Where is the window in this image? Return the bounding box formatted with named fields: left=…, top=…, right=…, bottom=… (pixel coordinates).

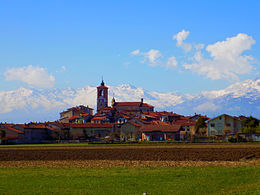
left=226, top=123, right=231, bottom=127
left=99, top=90, right=104, bottom=96
left=219, top=117, right=222, bottom=120
left=210, top=123, right=215, bottom=127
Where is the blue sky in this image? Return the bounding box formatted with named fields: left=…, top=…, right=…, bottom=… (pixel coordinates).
left=0, top=0, right=259, bottom=93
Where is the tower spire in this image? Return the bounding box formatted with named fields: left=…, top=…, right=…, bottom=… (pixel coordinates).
left=101, top=76, right=105, bottom=86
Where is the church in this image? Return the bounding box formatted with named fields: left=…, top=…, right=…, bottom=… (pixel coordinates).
left=97, top=80, right=154, bottom=114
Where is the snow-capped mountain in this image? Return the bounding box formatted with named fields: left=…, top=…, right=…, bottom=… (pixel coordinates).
left=1, top=78, right=260, bottom=123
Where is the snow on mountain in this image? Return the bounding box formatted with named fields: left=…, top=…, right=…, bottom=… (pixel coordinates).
left=1, top=78, right=260, bottom=123
left=201, top=78, right=260, bottom=99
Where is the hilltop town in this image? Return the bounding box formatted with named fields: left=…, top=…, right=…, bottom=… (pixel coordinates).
left=1, top=80, right=260, bottom=144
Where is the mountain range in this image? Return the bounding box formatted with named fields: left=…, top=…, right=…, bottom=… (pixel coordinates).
left=1, top=78, right=260, bottom=123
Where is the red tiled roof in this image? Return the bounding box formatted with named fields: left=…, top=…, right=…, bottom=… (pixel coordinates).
left=2, top=136, right=18, bottom=140
left=69, top=123, right=114, bottom=128
left=103, top=107, right=113, bottom=111
left=22, top=124, right=61, bottom=133
left=81, top=113, right=90, bottom=117
left=1, top=126, right=24, bottom=134
left=92, top=116, right=107, bottom=120
left=119, top=114, right=131, bottom=119
left=23, top=124, right=46, bottom=129
left=16, top=124, right=27, bottom=128
left=128, top=122, right=142, bottom=127
left=61, top=106, right=92, bottom=114
left=46, top=122, right=66, bottom=128
left=68, top=116, right=82, bottom=120
left=139, top=124, right=181, bottom=133
left=143, top=111, right=182, bottom=118
left=179, top=116, right=191, bottom=120
left=151, top=121, right=168, bottom=125
left=143, top=114, right=158, bottom=118
left=132, top=117, right=151, bottom=125
left=174, top=120, right=196, bottom=126
left=114, top=102, right=154, bottom=108
left=118, top=109, right=142, bottom=112
left=45, top=126, right=61, bottom=133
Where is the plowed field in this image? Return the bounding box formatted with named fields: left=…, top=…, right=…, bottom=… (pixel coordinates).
left=0, top=145, right=260, bottom=161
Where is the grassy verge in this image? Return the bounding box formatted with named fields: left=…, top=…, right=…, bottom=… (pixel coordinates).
left=0, top=166, right=259, bottom=194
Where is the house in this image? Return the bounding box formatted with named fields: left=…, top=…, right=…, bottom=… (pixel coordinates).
left=18, top=123, right=61, bottom=144
left=189, top=113, right=209, bottom=121
left=68, top=115, right=84, bottom=123
left=60, top=105, right=93, bottom=123
left=206, top=114, right=242, bottom=136
left=91, top=114, right=111, bottom=124
left=140, top=124, right=182, bottom=141
left=114, top=112, right=131, bottom=124
left=120, top=121, right=142, bottom=141
left=153, top=111, right=183, bottom=123
left=0, top=124, right=24, bottom=144
left=112, top=98, right=154, bottom=114
left=141, top=112, right=161, bottom=121
left=174, top=119, right=197, bottom=140
left=65, top=123, right=115, bottom=140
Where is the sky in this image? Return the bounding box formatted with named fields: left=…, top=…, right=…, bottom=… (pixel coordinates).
left=0, top=0, right=260, bottom=94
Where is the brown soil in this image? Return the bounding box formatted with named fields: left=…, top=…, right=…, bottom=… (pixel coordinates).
left=1, top=160, right=260, bottom=168
left=0, top=147, right=260, bottom=161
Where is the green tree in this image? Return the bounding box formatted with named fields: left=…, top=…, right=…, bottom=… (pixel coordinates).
left=242, top=116, right=260, bottom=133
left=195, top=118, right=207, bottom=134
left=0, top=130, right=6, bottom=138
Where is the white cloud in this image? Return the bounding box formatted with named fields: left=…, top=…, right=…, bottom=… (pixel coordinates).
left=183, top=33, right=256, bottom=81
left=194, top=102, right=220, bottom=112
left=143, top=49, right=162, bottom=65
left=4, top=65, right=55, bottom=88
left=131, top=49, right=140, bottom=55
left=166, top=56, right=178, bottom=68
left=173, top=29, right=189, bottom=45
left=130, top=49, right=162, bottom=67
left=173, top=30, right=192, bottom=52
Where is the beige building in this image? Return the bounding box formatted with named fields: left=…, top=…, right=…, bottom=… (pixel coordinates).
left=120, top=121, right=141, bottom=141
left=60, top=105, right=93, bottom=123
left=206, top=114, right=242, bottom=136
left=66, top=123, right=114, bottom=140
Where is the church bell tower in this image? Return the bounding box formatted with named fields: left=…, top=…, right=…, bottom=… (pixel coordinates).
left=97, top=79, right=108, bottom=112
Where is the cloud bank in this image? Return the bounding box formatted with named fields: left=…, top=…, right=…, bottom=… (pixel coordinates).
left=4, top=65, right=55, bottom=88
left=131, top=30, right=256, bottom=82
left=184, top=33, right=256, bottom=81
